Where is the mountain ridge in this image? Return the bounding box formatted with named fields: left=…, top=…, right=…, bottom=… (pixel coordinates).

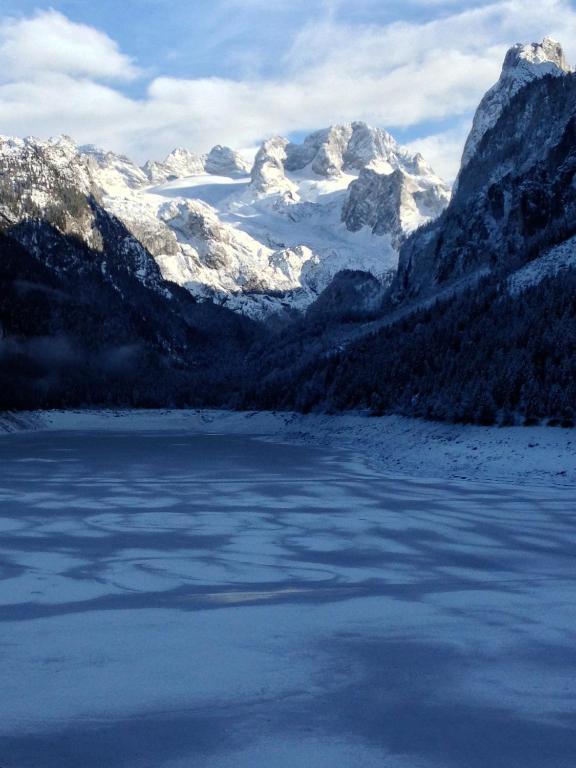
left=460, top=37, right=571, bottom=170
left=1, top=37, right=575, bottom=424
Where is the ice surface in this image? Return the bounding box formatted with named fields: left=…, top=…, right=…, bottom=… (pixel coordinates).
left=0, top=417, right=575, bottom=767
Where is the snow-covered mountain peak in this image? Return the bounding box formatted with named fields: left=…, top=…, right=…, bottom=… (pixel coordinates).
left=284, top=125, right=354, bottom=177
left=168, top=146, right=198, bottom=161
left=205, top=145, right=251, bottom=177
left=250, top=122, right=447, bottom=194
left=0, top=124, right=449, bottom=320
left=281, top=122, right=409, bottom=179
left=461, top=37, right=572, bottom=169
left=142, top=144, right=249, bottom=185
left=251, top=136, right=296, bottom=196
left=81, top=144, right=150, bottom=192
left=88, top=121, right=450, bottom=318
left=503, top=37, right=569, bottom=76
left=150, top=147, right=206, bottom=181
left=43, top=134, right=79, bottom=155
left=342, top=121, right=400, bottom=172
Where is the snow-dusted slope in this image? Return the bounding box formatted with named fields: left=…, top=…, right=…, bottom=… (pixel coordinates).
left=509, top=235, right=576, bottom=294
left=395, top=39, right=576, bottom=304
left=0, top=135, right=189, bottom=306
left=142, top=145, right=250, bottom=185
left=0, top=134, right=108, bottom=254
left=461, top=37, right=571, bottom=169
left=0, top=124, right=448, bottom=320
left=84, top=122, right=448, bottom=319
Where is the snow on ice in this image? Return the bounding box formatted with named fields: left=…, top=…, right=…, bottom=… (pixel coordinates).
left=0, top=411, right=575, bottom=767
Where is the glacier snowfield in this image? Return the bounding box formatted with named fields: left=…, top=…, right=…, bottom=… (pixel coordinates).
left=0, top=427, right=575, bottom=768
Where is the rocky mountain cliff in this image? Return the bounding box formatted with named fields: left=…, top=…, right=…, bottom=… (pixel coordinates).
left=85, top=123, right=448, bottom=319
left=3, top=37, right=575, bottom=423
left=239, top=39, right=576, bottom=425
left=0, top=135, right=259, bottom=410
left=461, top=37, right=571, bottom=170
left=143, top=145, right=250, bottom=184
left=0, top=120, right=449, bottom=321
left=394, top=39, right=576, bottom=303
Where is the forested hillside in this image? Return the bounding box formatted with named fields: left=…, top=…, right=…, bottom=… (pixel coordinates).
left=241, top=272, right=576, bottom=425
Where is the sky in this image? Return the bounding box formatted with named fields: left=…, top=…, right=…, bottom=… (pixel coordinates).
left=0, top=0, right=575, bottom=180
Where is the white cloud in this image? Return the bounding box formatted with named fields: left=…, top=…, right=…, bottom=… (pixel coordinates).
left=405, top=121, right=473, bottom=182
left=0, top=0, right=575, bottom=179
left=0, top=74, right=139, bottom=144
left=0, top=10, right=138, bottom=82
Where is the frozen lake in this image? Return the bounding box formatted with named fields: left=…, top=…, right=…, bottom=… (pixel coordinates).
left=0, top=427, right=575, bottom=768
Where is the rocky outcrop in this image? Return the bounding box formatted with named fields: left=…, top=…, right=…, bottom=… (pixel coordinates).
left=143, top=145, right=249, bottom=184
left=342, top=167, right=449, bottom=248
left=395, top=53, right=576, bottom=302
left=280, top=122, right=438, bottom=179
left=205, top=145, right=250, bottom=177
left=461, top=37, right=571, bottom=169
left=0, top=134, right=103, bottom=251
left=284, top=126, right=353, bottom=177
left=82, top=145, right=149, bottom=190
left=250, top=136, right=296, bottom=196
left=143, top=148, right=205, bottom=184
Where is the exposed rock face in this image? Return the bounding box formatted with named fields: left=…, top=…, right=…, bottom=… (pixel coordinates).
left=0, top=135, right=103, bottom=251
left=143, top=148, right=206, bottom=184
left=461, top=37, right=571, bottom=169
left=282, top=122, right=428, bottom=178
left=342, top=167, right=449, bottom=248
left=250, top=136, right=296, bottom=196
left=395, top=54, right=576, bottom=302
left=342, top=169, right=407, bottom=245
left=142, top=145, right=249, bottom=185
left=0, top=122, right=449, bottom=321
left=342, top=123, right=398, bottom=172
left=205, top=145, right=250, bottom=177
left=82, top=145, right=149, bottom=190
left=142, top=159, right=172, bottom=185
left=284, top=126, right=353, bottom=177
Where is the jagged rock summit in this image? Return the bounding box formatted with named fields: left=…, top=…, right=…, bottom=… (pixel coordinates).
left=89, top=122, right=449, bottom=318
left=251, top=122, right=441, bottom=194
left=461, top=37, right=572, bottom=169
left=143, top=148, right=205, bottom=184
left=0, top=121, right=449, bottom=320
left=142, top=145, right=250, bottom=185
left=251, top=136, right=294, bottom=195
left=395, top=37, right=576, bottom=303
left=205, top=145, right=251, bottom=177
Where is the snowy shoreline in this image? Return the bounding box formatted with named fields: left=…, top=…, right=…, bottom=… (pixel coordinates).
left=1, top=408, right=574, bottom=489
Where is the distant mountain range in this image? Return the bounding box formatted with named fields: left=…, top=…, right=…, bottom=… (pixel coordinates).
left=1, top=37, right=575, bottom=424
left=0, top=120, right=449, bottom=319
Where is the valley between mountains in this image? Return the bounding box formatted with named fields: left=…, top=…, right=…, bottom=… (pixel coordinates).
left=0, top=37, right=575, bottom=425
left=1, top=25, right=576, bottom=768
